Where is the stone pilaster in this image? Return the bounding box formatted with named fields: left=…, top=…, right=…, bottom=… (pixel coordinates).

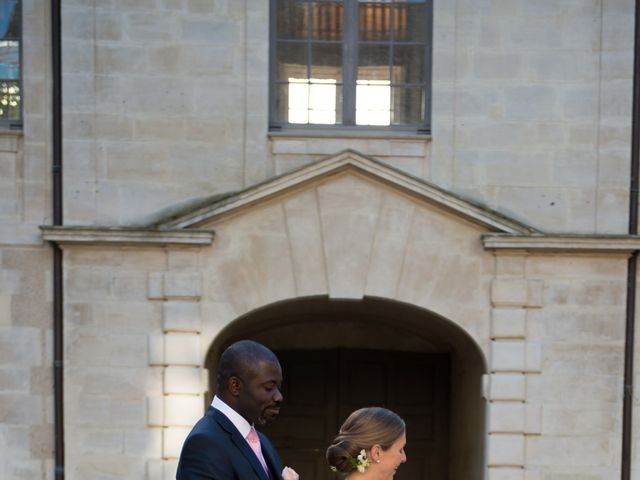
left=488, top=252, right=543, bottom=479
left=146, top=253, right=205, bottom=479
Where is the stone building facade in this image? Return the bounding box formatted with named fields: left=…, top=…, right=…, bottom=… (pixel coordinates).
left=1, top=1, right=639, bottom=479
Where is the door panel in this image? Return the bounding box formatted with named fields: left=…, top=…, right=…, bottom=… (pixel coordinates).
left=266, top=349, right=449, bottom=480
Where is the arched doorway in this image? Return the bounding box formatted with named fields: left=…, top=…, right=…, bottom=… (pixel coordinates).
left=205, top=296, right=487, bottom=480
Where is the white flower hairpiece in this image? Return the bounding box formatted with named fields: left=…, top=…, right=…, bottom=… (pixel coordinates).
left=350, top=449, right=372, bottom=473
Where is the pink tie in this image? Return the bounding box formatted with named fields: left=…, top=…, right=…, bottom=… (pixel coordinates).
left=247, top=427, right=269, bottom=477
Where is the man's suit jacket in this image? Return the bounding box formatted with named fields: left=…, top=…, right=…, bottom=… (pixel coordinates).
left=176, top=406, right=283, bottom=480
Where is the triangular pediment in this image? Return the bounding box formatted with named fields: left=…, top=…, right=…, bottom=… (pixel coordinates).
left=155, top=150, right=537, bottom=234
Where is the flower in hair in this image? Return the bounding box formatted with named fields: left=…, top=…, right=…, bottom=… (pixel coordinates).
left=350, top=449, right=372, bottom=473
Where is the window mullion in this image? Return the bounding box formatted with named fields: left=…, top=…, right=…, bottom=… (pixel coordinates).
left=342, top=0, right=358, bottom=125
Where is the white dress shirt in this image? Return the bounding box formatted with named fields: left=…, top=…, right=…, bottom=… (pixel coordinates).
left=211, top=395, right=252, bottom=439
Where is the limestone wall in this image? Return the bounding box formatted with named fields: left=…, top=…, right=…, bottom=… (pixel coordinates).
left=61, top=1, right=634, bottom=233
left=0, top=1, right=53, bottom=479
left=55, top=172, right=632, bottom=479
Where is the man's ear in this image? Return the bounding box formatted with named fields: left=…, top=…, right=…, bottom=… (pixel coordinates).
left=228, top=376, right=242, bottom=397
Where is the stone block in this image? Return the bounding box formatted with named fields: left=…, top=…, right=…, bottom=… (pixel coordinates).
left=112, top=272, right=150, bottom=301
left=318, top=176, right=383, bottom=300
left=164, top=395, right=203, bottom=426
left=163, top=301, right=201, bottom=333
left=488, top=433, right=525, bottom=466
left=488, top=467, right=524, bottom=480
left=66, top=332, right=148, bottom=367
left=282, top=191, right=329, bottom=297
left=164, top=366, right=203, bottom=395
left=0, top=394, right=43, bottom=425
left=0, top=152, right=16, bottom=181
left=491, top=341, right=525, bottom=372
left=148, top=272, right=164, bottom=299
left=492, top=308, right=527, bottom=339
left=0, top=295, right=11, bottom=325
left=0, top=327, right=42, bottom=365
left=164, top=333, right=201, bottom=366
left=526, top=280, right=544, bottom=308
left=490, top=402, right=525, bottom=433
left=163, top=426, right=191, bottom=459
left=70, top=427, right=123, bottom=455
left=147, top=459, right=179, bottom=480
left=525, top=404, right=542, bottom=435
left=489, top=373, right=526, bottom=401
left=0, top=367, right=30, bottom=392
left=0, top=133, right=19, bottom=152
left=147, top=459, right=163, bottom=480
left=164, top=272, right=202, bottom=299
left=125, top=428, right=162, bottom=456
left=147, top=396, right=164, bottom=427
left=525, top=435, right=613, bottom=467
left=492, top=279, right=528, bottom=307
left=503, top=86, right=555, bottom=121
left=148, top=335, right=164, bottom=366
left=525, top=342, right=542, bottom=373
left=167, top=251, right=199, bottom=271
left=495, top=254, right=526, bottom=276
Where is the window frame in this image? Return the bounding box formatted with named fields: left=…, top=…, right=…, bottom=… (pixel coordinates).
left=268, top=0, right=433, bottom=135
left=0, top=0, right=22, bottom=130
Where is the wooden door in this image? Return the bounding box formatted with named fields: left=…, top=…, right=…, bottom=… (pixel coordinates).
left=264, top=349, right=450, bottom=480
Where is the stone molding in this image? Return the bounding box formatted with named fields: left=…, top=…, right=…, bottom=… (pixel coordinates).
left=155, top=150, right=537, bottom=234
left=483, top=233, right=640, bottom=253
left=40, top=226, right=215, bottom=246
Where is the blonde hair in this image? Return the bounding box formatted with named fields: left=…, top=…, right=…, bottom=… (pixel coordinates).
left=326, top=407, right=405, bottom=475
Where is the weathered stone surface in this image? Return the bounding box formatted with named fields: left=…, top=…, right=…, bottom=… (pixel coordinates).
left=488, top=433, right=525, bottom=466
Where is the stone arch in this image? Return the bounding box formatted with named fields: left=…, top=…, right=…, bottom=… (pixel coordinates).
left=204, top=295, right=488, bottom=480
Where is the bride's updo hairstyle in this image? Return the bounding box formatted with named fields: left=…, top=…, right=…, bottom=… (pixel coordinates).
left=326, top=407, right=405, bottom=475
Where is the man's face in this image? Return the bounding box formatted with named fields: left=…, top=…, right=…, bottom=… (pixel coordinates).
left=236, top=359, right=283, bottom=426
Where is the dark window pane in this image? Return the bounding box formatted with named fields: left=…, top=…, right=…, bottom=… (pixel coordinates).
left=391, top=86, right=424, bottom=124
left=277, top=42, right=308, bottom=82
left=393, top=44, right=424, bottom=84
left=311, top=1, right=343, bottom=41
left=358, top=44, right=389, bottom=81
left=310, top=43, right=342, bottom=81
left=277, top=0, right=309, bottom=40
left=394, top=1, right=426, bottom=42
left=359, top=2, right=392, bottom=41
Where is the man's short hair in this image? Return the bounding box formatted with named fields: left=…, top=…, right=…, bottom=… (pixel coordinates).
left=216, top=340, right=278, bottom=390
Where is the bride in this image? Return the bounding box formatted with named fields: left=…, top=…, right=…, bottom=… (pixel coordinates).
left=326, top=407, right=407, bottom=480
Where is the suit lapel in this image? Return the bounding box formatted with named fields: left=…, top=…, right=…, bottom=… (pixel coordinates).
left=211, top=408, right=270, bottom=480
left=260, top=432, right=282, bottom=480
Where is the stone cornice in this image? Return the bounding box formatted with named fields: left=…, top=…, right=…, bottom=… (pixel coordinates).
left=40, top=226, right=215, bottom=247
left=483, top=233, right=640, bottom=253
left=155, top=150, right=538, bottom=234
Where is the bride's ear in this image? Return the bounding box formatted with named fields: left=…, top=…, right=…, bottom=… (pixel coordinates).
left=371, top=444, right=383, bottom=462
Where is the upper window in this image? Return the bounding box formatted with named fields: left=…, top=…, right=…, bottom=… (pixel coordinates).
left=0, top=0, right=21, bottom=127
left=270, top=0, right=432, bottom=134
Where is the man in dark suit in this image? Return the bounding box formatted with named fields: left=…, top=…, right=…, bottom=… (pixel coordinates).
left=176, top=340, right=296, bottom=480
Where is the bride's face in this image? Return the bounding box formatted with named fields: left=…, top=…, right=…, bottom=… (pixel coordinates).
left=377, top=433, right=407, bottom=479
